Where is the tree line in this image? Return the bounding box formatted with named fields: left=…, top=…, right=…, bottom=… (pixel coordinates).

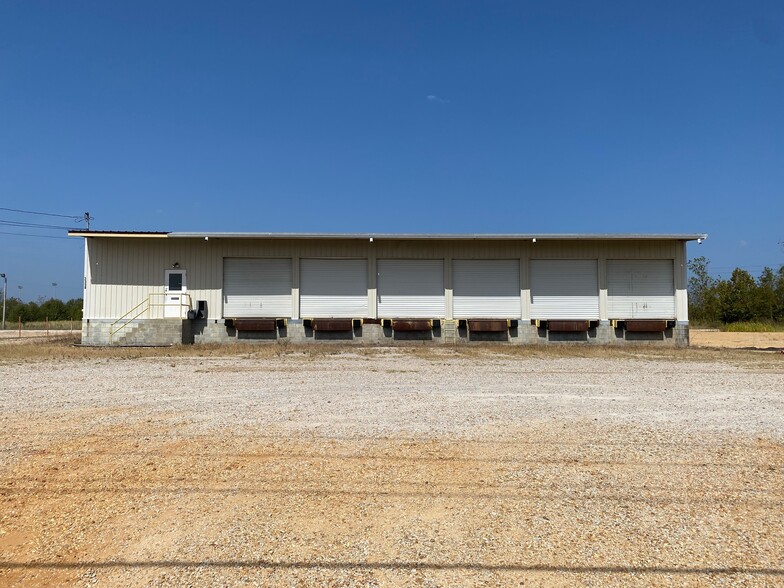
left=688, top=257, right=784, bottom=325
left=1, top=297, right=83, bottom=323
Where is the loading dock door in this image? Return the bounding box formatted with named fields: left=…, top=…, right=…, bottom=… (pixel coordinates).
left=223, top=258, right=292, bottom=318
left=530, top=259, right=599, bottom=319
left=300, top=259, right=368, bottom=318
left=607, top=259, right=675, bottom=319
left=453, top=259, right=521, bottom=319
left=377, top=259, right=445, bottom=318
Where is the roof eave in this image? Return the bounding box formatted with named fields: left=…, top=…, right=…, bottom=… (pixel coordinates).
left=67, top=231, right=169, bottom=238
left=167, top=232, right=709, bottom=241
left=67, top=231, right=709, bottom=242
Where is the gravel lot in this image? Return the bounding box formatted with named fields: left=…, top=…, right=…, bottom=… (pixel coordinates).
left=0, top=343, right=782, bottom=586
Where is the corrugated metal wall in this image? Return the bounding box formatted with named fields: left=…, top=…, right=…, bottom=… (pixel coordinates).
left=82, top=237, right=685, bottom=321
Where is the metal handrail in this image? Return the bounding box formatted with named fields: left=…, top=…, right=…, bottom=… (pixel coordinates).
left=109, top=299, right=150, bottom=341
left=109, top=292, right=192, bottom=342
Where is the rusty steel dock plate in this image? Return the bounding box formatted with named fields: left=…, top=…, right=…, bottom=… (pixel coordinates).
left=233, top=319, right=277, bottom=332
left=311, top=319, right=354, bottom=332
left=547, top=320, right=590, bottom=332
left=467, top=319, right=509, bottom=332
left=625, top=320, right=668, bottom=332
left=391, top=320, right=432, bottom=332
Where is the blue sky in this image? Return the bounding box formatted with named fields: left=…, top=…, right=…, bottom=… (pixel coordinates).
left=1, top=0, right=782, bottom=301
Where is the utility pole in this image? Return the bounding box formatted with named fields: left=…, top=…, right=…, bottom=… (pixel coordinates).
left=84, top=211, right=93, bottom=230
left=0, top=273, right=6, bottom=330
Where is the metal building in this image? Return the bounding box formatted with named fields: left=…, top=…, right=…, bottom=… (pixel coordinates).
left=67, top=231, right=706, bottom=346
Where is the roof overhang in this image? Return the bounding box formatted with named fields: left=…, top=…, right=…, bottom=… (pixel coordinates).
left=68, top=231, right=169, bottom=238
left=68, top=231, right=708, bottom=241
left=170, top=232, right=709, bottom=241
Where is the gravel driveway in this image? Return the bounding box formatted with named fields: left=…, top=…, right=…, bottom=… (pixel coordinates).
left=1, top=345, right=782, bottom=586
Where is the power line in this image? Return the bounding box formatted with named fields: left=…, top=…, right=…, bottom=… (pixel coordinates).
left=0, top=206, right=83, bottom=220
left=0, top=231, right=75, bottom=240
left=0, top=219, right=78, bottom=230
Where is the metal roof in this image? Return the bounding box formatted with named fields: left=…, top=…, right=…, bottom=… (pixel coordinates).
left=171, top=232, right=708, bottom=241
left=68, top=230, right=168, bottom=237
left=68, top=230, right=708, bottom=241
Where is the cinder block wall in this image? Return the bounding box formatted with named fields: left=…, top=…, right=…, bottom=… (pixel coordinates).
left=81, top=319, right=687, bottom=347
left=81, top=319, right=185, bottom=346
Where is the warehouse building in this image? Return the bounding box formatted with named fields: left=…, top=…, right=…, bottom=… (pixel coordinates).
left=67, top=231, right=706, bottom=346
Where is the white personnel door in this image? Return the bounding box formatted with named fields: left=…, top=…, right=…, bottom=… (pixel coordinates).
left=164, top=269, right=187, bottom=318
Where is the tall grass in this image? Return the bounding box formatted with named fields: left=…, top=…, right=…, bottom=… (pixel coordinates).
left=724, top=321, right=784, bottom=333
left=0, top=320, right=80, bottom=331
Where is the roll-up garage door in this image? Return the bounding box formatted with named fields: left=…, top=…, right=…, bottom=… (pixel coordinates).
left=608, top=259, right=675, bottom=319
left=453, top=259, right=521, bottom=318
left=300, top=259, right=368, bottom=318
left=223, top=258, right=292, bottom=318
left=377, top=259, right=445, bottom=318
left=530, top=259, right=599, bottom=319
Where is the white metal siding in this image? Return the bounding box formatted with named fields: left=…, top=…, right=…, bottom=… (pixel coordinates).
left=300, top=259, right=368, bottom=318
left=377, top=259, right=445, bottom=318
left=223, top=258, right=292, bottom=318
left=81, top=237, right=680, bottom=321
left=530, top=260, right=599, bottom=319
left=607, top=259, right=675, bottom=319
left=453, top=259, right=521, bottom=318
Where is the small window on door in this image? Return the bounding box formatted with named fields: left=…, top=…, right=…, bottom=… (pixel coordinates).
left=168, top=272, right=183, bottom=291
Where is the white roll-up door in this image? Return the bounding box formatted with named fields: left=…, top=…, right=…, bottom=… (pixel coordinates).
left=300, top=259, right=368, bottom=318
left=453, top=259, right=521, bottom=318
left=223, top=258, right=292, bottom=318
left=530, top=259, right=599, bottom=319
left=608, top=259, right=675, bottom=319
left=377, top=259, right=445, bottom=318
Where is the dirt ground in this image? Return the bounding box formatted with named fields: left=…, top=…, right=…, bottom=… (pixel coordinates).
left=1, top=419, right=782, bottom=587
left=0, top=342, right=782, bottom=587
left=0, top=330, right=75, bottom=344
left=690, top=330, right=784, bottom=350
left=2, top=328, right=784, bottom=350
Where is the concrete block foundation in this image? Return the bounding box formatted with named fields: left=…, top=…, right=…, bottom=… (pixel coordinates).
left=80, top=319, right=690, bottom=347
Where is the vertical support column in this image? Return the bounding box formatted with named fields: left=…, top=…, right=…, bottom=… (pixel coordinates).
left=675, top=241, right=688, bottom=322
left=596, top=250, right=614, bottom=344
left=368, top=241, right=377, bottom=318
left=444, top=251, right=453, bottom=320
left=520, top=245, right=530, bottom=320
left=82, top=238, right=91, bottom=320
left=518, top=243, right=540, bottom=344
left=291, top=254, right=300, bottom=320
left=212, top=242, right=222, bottom=321
left=598, top=253, right=608, bottom=321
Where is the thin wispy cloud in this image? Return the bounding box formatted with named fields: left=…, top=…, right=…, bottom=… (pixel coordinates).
left=427, top=95, right=449, bottom=104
